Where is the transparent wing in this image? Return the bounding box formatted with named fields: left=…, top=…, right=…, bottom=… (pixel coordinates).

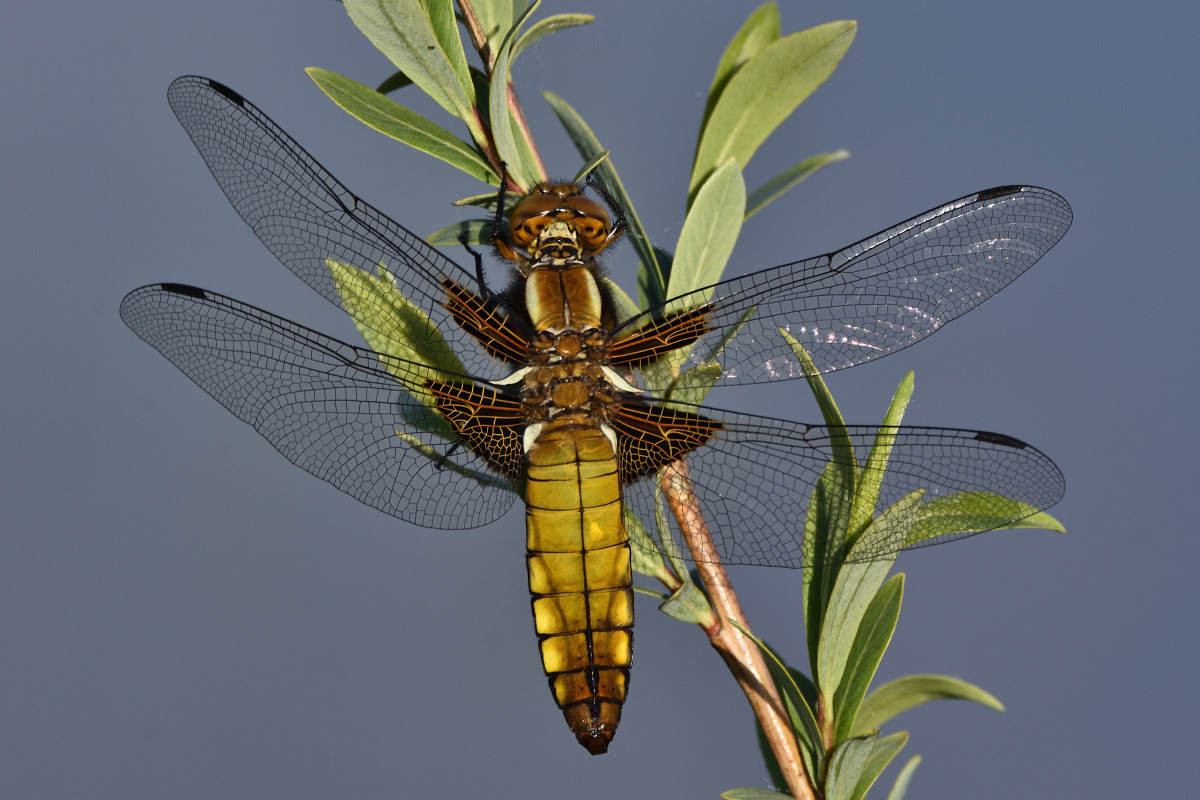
left=621, top=402, right=1065, bottom=568
left=166, top=75, right=523, bottom=382
left=616, top=186, right=1072, bottom=391
left=120, top=283, right=518, bottom=530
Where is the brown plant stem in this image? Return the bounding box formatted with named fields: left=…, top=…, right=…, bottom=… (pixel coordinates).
left=662, top=461, right=817, bottom=800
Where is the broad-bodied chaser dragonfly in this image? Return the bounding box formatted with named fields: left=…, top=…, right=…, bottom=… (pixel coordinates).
left=121, top=76, right=1070, bottom=754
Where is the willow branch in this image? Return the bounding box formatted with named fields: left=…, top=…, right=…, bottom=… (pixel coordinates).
left=661, top=461, right=817, bottom=800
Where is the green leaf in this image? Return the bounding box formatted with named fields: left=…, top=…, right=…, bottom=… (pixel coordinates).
left=667, top=363, right=723, bottom=407
left=488, top=1, right=543, bottom=188
left=745, top=149, right=850, bottom=219
left=376, top=70, right=414, bottom=94
left=343, top=0, right=476, bottom=119
left=853, top=675, right=1004, bottom=737
left=657, top=580, right=715, bottom=626
left=426, top=218, right=491, bottom=247
left=817, top=492, right=918, bottom=713
left=542, top=91, right=665, bottom=306
left=570, top=150, right=609, bottom=186
left=803, top=461, right=854, bottom=671
left=825, top=733, right=877, bottom=800
left=666, top=159, right=746, bottom=305
left=887, top=756, right=921, bottom=800
left=722, top=788, right=795, bottom=800
left=833, top=573, right=903, bottom=742
left=513, top=13, right=594, bottom=61
left=787, top=332, right=856, bottom=654
left=848, top=371, right=914, bottom=543
left=703, top=3, right=780, bottom=135
left=326, top=259, right=464, bottom=383
left=783, top=330, right=856, bottom=492
left=306, top=69, right=497, bottom=183
left=690, top=20, right=856, bottom=199
left=624, top=506, right=672, bottom=584
left=906, top=492, right=1067, bottom=547
left=847, top=732, right=908, bottom=800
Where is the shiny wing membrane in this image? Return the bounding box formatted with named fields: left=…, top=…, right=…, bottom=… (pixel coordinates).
left=166, top=75, right=524, bottom=383
left=120, top=283, right=519, bottom=530
left=614, top=186, right=1072, bottom=391
left=618, top=401, right=1065, bottom=568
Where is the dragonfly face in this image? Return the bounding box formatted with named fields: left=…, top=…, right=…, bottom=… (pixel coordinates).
left=121, top=76, right=1071, bottom=754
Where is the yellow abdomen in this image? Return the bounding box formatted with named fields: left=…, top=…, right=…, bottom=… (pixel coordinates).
left=525, top=417, right=633, bottom=755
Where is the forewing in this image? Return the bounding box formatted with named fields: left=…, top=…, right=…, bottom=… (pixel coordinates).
left=614, top=187, right=1071, bottom=391
left=620, top=403, right=1065, bottom=568
left=120, top=284, right=518, bottom=530
left=166, top=75, right=521, bottom=382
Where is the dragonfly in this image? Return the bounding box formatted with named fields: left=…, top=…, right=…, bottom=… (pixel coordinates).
left=121, top=76, right=1071, bottom=755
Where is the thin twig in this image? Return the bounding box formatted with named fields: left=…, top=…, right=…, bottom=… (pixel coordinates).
left=661, top=461, right=818, bottom=800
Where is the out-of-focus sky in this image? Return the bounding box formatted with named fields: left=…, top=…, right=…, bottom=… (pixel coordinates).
left=3, top=2, right=1196, bottom=798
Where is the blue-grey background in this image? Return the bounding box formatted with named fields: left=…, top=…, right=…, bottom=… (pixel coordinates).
left=3, top=2, right=1196, bottom=797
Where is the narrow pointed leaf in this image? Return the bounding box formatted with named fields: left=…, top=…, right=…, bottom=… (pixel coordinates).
left=542, top=91, right=665, bottom=306
left=691, top=20, right=856, bottom=197
left=745, top=149, right=850, bottom=219
left=513, top=13, right=594, bottom=60
left=854, top=675, right=1004, bottom=737
left=833, top=573, right=903, bottom=742
left=887, top=757, right=922, bottom=800
left=848, top=371, right=913, bottom=541
left=307, top=69, right=496, bottom=182
left=906, top=492, right=1067, bottom=546
left=788, top=332, right=856, bottom=653
left=703, top=3, right=780, bottom=133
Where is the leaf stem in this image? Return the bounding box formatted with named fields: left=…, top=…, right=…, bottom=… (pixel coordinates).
left=661, top=460, right=817, bottom=800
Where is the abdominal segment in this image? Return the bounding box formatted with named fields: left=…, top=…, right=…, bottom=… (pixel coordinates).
left=525, top=419, right=633, bottom=755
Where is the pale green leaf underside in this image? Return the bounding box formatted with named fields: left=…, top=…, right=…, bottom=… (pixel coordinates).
left=343, top=0, right=474, bottom=118
left=668, top=159, right=746, bottom=303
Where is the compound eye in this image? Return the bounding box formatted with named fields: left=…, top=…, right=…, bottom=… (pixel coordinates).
left=563, top=196, right=611, bottom=248
left=508, top=193, right=562, bottom=247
